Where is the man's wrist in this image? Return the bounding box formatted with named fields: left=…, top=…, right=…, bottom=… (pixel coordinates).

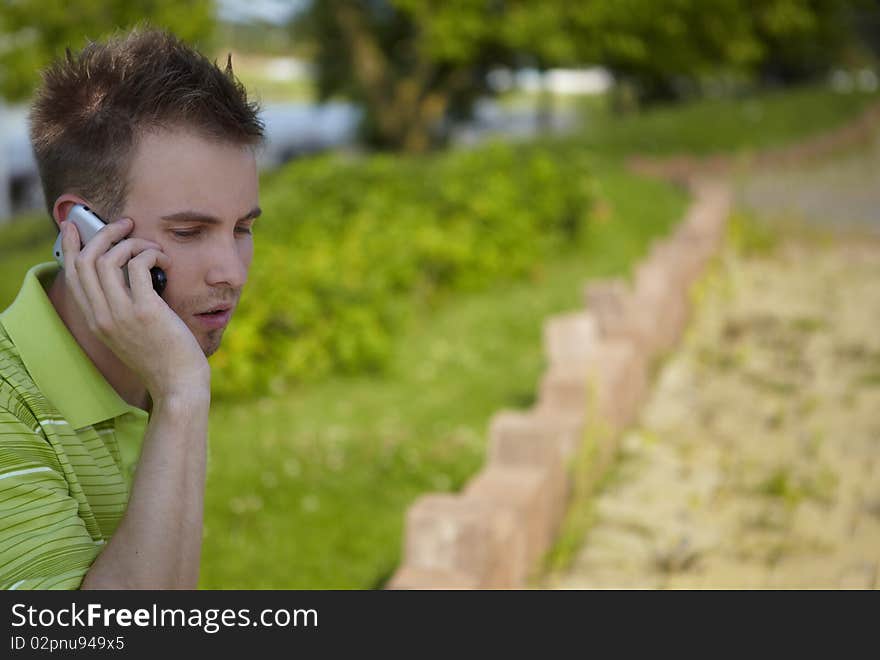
left=148, top=366, right=211, bottom=406
left=150, top=384, right=211, bottom=415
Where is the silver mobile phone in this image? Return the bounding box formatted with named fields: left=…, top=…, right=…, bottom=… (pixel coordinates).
left=53, top=204, right=167, bottom=296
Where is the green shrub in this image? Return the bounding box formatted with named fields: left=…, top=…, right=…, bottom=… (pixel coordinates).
left=211, top=140, right=594, bottom=398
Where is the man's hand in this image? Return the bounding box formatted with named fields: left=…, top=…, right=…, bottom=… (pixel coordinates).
left=61, top=217, right=209, bottom=401
left=62, top=217, right=212, bottom=590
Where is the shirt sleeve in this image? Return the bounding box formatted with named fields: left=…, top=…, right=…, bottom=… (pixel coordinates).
left=0, top=407, right=100, bottom=590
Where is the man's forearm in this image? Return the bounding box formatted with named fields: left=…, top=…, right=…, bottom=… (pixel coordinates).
left=81, top=391, right=210, bottom=590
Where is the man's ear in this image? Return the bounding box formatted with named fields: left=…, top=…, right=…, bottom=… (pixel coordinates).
left=52, top=194, right=92, bottom=231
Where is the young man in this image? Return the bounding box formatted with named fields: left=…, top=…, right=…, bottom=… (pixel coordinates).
left=0, top=28, right=264, bottom=589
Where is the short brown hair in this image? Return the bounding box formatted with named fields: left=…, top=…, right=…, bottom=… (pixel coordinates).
left=29, top=26, right=264, bottom=225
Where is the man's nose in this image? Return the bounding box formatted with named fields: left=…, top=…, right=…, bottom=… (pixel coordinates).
left=205, top=237, right=248, bottom=289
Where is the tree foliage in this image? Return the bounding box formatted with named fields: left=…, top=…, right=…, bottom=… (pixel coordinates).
left=0, top=0, right=216, bottom=101
left=294, top=0, right=866, bottom=150
left=564, top=0, right=864, bottom=99
left=750, top=0, right=865, bottom=84
left=294, top=0, right=514, bottom=151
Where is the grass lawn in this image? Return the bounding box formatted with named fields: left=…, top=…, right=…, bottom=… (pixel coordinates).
left=575, top=84, right=880, bottom=158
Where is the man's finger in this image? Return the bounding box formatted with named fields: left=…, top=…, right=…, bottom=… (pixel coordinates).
left=77, top=218, right=133, bottom=262
left=97, top=238, right=164, bottom=312
left=60, top=221, right=81, bottom=266
left=60, top=222, right=101, bottom=330
left=73, top=221, right=133, bottom=337
left=100, top=237, right=163, bottom=270
left=127, top=249, right=173, bottom=304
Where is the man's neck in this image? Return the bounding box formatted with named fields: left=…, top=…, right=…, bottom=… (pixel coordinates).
left=47, top=272, right=151, bottom=412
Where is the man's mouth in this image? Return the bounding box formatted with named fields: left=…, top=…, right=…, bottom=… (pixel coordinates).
left=197, top=304, right=233, bottom=316
left=195, top=305, right=234, bottom=329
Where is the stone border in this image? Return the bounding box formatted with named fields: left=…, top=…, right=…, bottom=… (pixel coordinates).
left=386, top=177, right=731, bottom=589
left=386, top=101, right=880, bottom=590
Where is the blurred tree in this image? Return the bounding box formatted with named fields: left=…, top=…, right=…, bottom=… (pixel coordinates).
left=293, top=0, right=867, bottom=151
left=852, top=0, right=880, bottom=60
left=0, top=0, right=216, bottom=102
left=293, top=0, right=522, bottom=152
left=560, top=0, right=761, bottom=106
left=751, top=0, right=867, bottom=85
left=561, top=0, right=864, bottom=105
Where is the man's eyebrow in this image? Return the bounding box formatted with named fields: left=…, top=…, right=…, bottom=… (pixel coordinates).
left=160, top=207, right=262, bottom=224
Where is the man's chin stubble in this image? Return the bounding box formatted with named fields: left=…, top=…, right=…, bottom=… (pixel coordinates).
left=203, top=333, right=223, bottom=358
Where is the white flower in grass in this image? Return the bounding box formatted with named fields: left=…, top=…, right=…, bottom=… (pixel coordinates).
left=229, top=494, right=264, bottom=515
left=301, top=494, right=320, bottom=513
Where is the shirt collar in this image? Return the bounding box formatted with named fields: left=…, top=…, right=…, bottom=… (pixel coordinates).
left=0, top=262, right=145, bottom=429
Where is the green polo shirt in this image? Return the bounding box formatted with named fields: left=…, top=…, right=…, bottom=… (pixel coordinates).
left=0, top=262, right=148, bottom=590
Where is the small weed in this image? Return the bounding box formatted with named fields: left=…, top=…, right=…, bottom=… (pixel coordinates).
left=727, top=210, right=780, bottom=257
left=758, top=468, right=798, bottom=501
left=756, top=464, right=838, bottom=509
left=789, top=317, right=827, bottom=334
left=743, top=371, right=798, bottom=396
left=857, top=371, right=880, bottom=387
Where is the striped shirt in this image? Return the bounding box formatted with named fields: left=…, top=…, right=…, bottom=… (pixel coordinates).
left=0, top=263, right=148, bottom=589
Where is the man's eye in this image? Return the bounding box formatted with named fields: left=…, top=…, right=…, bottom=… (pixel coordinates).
left=170, top=226, right=252, bottom=239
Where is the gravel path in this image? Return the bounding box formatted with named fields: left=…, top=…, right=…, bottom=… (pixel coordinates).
left=543, top=144, right=880, bottom=590
left=737, top=131, right=880, bottom=234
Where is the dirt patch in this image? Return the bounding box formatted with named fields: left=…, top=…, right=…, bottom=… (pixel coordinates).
left=543, top=226, right=880, bottom=589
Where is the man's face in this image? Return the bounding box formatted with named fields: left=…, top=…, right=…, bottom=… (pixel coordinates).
left=121, top=127, right=260, bottom=357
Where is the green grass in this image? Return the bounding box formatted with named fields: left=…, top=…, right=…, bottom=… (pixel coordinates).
left=198, top=165, right=686, bottom=588
left=575, top=85, right=880, bottom=158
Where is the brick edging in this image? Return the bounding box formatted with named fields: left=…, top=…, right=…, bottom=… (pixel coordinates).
left=385, top=176, right=732, bottom=589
